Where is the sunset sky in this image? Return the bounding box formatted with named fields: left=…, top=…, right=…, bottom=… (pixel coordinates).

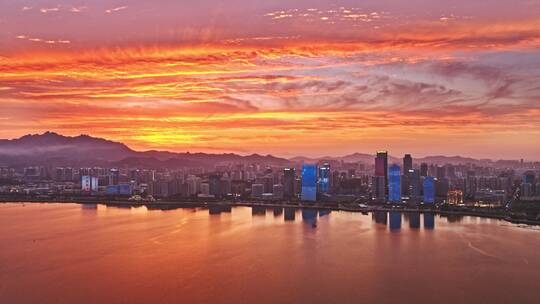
left=1, top=0, right=539, bottom=159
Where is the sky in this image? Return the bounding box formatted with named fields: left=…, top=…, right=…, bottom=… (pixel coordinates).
left=0, top=0, right=539, bottom=160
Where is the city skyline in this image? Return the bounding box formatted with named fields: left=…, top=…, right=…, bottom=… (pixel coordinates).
left=1, top=1, right=540, bottom=159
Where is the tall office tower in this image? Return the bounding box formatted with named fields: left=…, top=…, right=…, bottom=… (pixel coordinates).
left=272, top=184, right=284, bottom=199
left=521, top=183, right=533, bottom=198
left=523, top=171, right=536, bottom=194
left=388, top=164, right=402, bottom=203
left=251, top=184, right=264, bottom=198
left=186, top=175, right=201, bottom=196
left=436, top=166, right=446, bottom=180
left=403, top=154, right=413, bottom=173
left=423, top=176, right=435, bottom=204
left=209, top=174, right=221, bottom=198
left=109, top=169, right=120, bottom=185
left=319, top=163, right=330, bottom=194
left=420, top=163, right=428, bottom=177
left=375, top=151, right=388, bottom=194
left=408, top=169, right=421, bottom=199
left=283, top=168, right=296, bottom=199
left=220, top=174, right=232, bottom=197
left=371, top=176, right=386, bottom=201
left=301, top=164, right=318, bottom=201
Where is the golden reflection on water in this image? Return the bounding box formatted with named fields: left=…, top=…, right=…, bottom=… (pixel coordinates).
left=1, top=203, right=539, bottom=304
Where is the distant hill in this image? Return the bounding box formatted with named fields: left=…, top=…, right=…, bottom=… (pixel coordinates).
left=0, top=132, right=290, bottom=168
left=0, top=132, right=522, bottom=169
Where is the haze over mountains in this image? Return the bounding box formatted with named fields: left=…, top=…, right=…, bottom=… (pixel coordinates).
left=0, top=132, right=525, bottom=168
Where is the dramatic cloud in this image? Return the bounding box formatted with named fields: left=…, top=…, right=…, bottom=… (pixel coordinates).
left=105, top=6, right=128, bottom=14
left=0, top=0, right=539, bottom=159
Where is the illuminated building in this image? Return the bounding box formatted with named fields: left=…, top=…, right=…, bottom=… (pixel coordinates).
left=407, top=169, right=421, bottom=199
left=423, top=176, right=435, bottom=204
left=319, top=163, right=330, bottom=194
left=447, top=190, right=464, bottom=205
left=372, top=176, right=385, bottom=201
left=301, top=164, right=318, bottom=201
left=81, top=176, right=98, bottom=192
left=388, top=164, right=401, bottom=203
left=283, top=168, right=296, bottom=199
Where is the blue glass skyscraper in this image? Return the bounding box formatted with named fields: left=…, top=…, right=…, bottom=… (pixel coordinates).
left=319, top=163, right=330, bottom=194
left=388, top=164, right=401, bottom=203
left=423, top=176, right=435, bottom=204
left=301, top=164, right=318, bottom=201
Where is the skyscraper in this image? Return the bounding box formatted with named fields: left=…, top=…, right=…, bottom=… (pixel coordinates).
left=109, top=168, right=120, bottom=185
left=283, top=168, right=296, bottom=199
left=375, top=151, right=388, bottom=178
left=388, top=164, right=401, bottom=203
left=408, top=169, right=421, bottom=200
left=375, top=151, right=388, bottom=195
left=372, top=176, right=386, bottom=201
left=403, top=154, right=413, bottom=173
left=423, top=176, right=435, bottom=204
left=420, top=163, right=428, bottom=177
left=319, top=163, right=330, bottom=194
left=301, top=164, right=318, bottom=201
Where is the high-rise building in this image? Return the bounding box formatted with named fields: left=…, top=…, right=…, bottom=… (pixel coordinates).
left=423, top=176, right=435, bottom=204
left=209, top=175, right=221, bottom=198
left=375, top=151, right=388, bottom=179
left=283, top=168, right=296, bottom=199
left=251, top=184, right=264, bottom=198
left=407, top=169, right=421, bottom=199
left=186, top=175, right=201, bottom=196
left=436, top=166, right=446, bottom=180
left=375, top=151, right=388, bottom=197
left=388, top=164, right=401, bottom=203
left=200, top=183, right=210, bottom=196
left=420, top=163, right=428, bottom=177
left=319, top=163, right=330, bottom=194
left=403, top=154, right=413, bottom=173
left=301, top=164, right=318, bottom=201
left=109, top=169, right=120, bottom=185
left=81, top=176, right=99, bottom=192
left=523, top=171, right=536, bottom=194
left=521, top=183, right=533, bottom=198
left=372, top=176, right=386, bottom=201
left=273, top=184, right=284, bottom=199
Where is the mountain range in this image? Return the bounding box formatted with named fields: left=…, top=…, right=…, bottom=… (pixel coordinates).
left=0, top=132, right=522, bottom=169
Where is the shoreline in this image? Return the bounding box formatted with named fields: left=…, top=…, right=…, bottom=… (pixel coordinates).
left=2, top=198, right=538, bottom=226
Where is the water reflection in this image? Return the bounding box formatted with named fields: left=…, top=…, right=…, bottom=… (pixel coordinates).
left=81, top=203, right=97, bottom=210
left=319, top=210, right=331, bottom=217
left=209, top=205, right=222, bottom=215
left=424, top=213, right=435, bottom=230
left=441, top=214, right=464, bottom=223
left=302, top=209, right=318, bottom=228
left=389, top=212, right=402, bottom=231
left=373, top=211, right=388, bottom=225
left=251, top=206, right=266, bottom=216
left=409, top=213, right=421, bottom=229
left=284, top=207, right=296, bottom=221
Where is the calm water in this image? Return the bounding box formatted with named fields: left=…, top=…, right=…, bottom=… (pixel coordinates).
left=1, top=203, right=539, bottom=304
